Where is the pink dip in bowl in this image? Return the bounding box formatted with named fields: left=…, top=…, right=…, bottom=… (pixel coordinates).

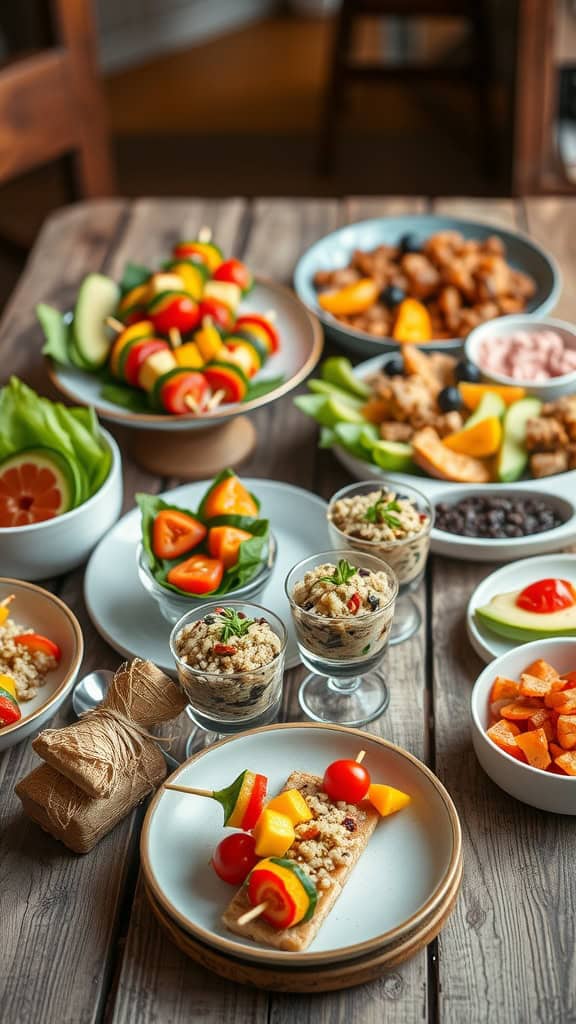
left=477, top=329, right=576, bottom=382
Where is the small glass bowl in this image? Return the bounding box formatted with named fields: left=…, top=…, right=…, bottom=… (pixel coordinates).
left=327, top=480, right=433, bottom=645
left=170, top=600, right=288, bottom=736
left=136, top=534, right=277, bottom=625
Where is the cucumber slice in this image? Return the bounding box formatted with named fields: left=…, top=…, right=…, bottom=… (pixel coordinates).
left=465, top=392, right=506, bottom=429
left=72, top=273, right=120, bottom=369
left=497, top=397, right=542, bottom=483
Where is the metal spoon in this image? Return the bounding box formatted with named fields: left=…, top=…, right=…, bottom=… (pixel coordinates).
left=71, top=668, right=180, bottom=771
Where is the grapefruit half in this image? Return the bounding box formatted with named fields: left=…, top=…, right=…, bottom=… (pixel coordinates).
left=0, top=448, right=78, bottom=527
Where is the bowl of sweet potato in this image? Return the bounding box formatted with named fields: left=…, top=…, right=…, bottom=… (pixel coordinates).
left=470, top=638, right=576, bottom=814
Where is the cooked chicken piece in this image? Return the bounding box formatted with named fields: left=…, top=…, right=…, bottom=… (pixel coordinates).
left=437, top=285, right=462, bottom=320
left=525, top=416, right=568, bottom=452
left=388, top=376, right=437, bottom=424
left=443, top=263, right=476, bottom=302
left=475, top=301, right=501, bottom=321
left=497, top=296, right=525, bottom=315
left=379, top=421, right=414, bottom=442
left=510, top=269, right=536, bottom=298
left=481, top=235, right=505, bottom=256
left=428, top=353, right=457, bottom=388
left=530, top=451, right=569, bottom=478
left=456, top=309, right=482, bottom=334
left=435, top=411, right=465, bottom=437
left=401, top=253, right=441, bottom=299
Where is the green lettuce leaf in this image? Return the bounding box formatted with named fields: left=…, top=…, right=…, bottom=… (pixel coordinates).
left=37, top=303, right=74, bottom=367
left=120, top=262, right=152, bottom=295
left=100, top=382, right=151, bottom=413
left=245, top=375, right=285, bottom=401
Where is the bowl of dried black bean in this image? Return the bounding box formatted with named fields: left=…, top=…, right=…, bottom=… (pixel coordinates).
left=430, top=486, right=576, bottom=562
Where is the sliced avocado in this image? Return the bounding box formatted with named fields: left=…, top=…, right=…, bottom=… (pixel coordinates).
left=319, top=426, right=337, bottom=449
left=369, top=440, right=414, bottom=472
left=497, top=397, right=542, bottom=483
left=73, top=273, right=120, bottom=369
left=308, top=379, right=363, bottom=408
left=294, top=394, right=365, bottom=428
left=466, top=391, right=506, bottom=429
left=476, top=589, right=576, bottom=642
left=321, top=357, right=370, bottom=399
left=333, top=423, right=374, bottom=461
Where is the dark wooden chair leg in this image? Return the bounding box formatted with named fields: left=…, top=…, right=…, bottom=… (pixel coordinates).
left=317, top=0, right=355, bottom=176
left=471, top=0, right=496, bottom=183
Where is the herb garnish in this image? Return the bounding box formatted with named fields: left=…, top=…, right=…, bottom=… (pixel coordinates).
left=217, top=608, right=254, bottom=642
left=319, top=559, right=358, bottom=586
left=364, top=492, right=402, bottom=529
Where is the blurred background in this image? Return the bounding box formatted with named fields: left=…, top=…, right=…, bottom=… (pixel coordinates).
left=0, top=0, right=575, bottom=304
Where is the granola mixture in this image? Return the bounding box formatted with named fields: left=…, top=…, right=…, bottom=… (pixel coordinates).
left=328, top=490, right=430, bottom=588
left=290, top=562, right=396, bottom=661
left=173, top=608, right=283, bottom=721
left=285, top=776, right=372, bottom=891
left=313, top=230, right=535, bottom=339
left=0, top=620, right=57, bottom=701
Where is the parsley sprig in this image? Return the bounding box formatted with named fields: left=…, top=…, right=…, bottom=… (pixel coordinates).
left=318, top=559, right=358, bottom=586
left=364, top=492, right=403, bottom=530
left=218, top=608, right=254, bottom=642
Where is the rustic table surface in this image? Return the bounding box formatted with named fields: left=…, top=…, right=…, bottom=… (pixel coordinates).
left=1, top=196, right=575, bottom=1024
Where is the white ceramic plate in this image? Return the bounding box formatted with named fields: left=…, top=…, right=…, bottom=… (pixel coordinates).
left=466, top=553, right=576, bottom=663
left=47, top=279, right=322, bottom=430
left=84, top=479, right=330, bottom=672
left=141, top=723, right=461, bottom=965
left=0, top=579, right=84, bottom=751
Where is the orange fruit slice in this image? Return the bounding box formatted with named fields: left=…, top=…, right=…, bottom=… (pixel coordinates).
left=0, top=448, right=76, bottom=527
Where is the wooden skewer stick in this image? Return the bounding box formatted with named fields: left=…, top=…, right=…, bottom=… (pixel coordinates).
left=106, top=316, right=125, bottom=334
left=169, top=327, right=182, bottom=349
left=263, top=309, right=277, bottom=322
left=163, top=783, right=212, bottom=797
left=198, top=225, right=212, bottom=243
left=237, top=902, right=268, bottom=927
left=355, top=750, right=366, bottom=764
left=206, top=388, right=226, bottom=411
left=0, top=594, right=15, bottom=607
left=184, top=395, right=199, bottom=413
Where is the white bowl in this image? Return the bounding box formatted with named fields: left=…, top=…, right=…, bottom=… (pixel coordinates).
left=0, top=429, right=123, bottom=580
left=470, top=638, right=576, bottom=814
left=0, top=578, right=84, bottom=751
left=465, top=315, right=576, bottom=400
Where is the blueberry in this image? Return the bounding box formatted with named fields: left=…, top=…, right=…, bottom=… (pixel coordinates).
left=398, top=232, right=421, bottom=254
left=438, top=385, right=464, bottom=413
left=380, top=284, right=405, bottom=307
left=455, top=359, right=482, bottom=383
left=383, top=356, right=404, bottom=377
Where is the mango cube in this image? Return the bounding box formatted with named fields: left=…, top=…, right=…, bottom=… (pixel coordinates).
left=368, top=783, right=411, bottom=817
left=265, top=789, right=312, bottom=826
left=253, top=809, right=295, bottom=858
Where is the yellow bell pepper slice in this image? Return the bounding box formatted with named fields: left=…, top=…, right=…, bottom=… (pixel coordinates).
left=174, top=342, right=204, bottom=369
left=265, top=789, right=312, bottom=826
left=318, top=278, right=379, bottom=316
left=253, top=809, right=295, bottom=858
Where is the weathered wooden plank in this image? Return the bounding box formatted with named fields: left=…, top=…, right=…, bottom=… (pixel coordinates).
left=431, top=190, right=576, bottom=1024
left=430, top=197, right=519, bottom=229
left=522, top=197, right=576, bottom=322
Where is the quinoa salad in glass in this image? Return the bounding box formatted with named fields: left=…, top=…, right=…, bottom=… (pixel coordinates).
left=328, top=483, right=432, bottom=589
left=171, top=604, right=286, bottom=724
left=289, top=557, right=398, bottom=662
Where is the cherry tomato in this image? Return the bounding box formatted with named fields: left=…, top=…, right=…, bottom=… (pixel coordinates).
left=213, top=258, right=253, bottom=294
left=160, top=370, right=209, bottom=415
left=212, top=833, right=259, bottom=885
left=516, top=578, right=576, bottom=614
left=167, top=554, right=224, bottom=594
left=322, top=759, right=371, bottom=803
left=198, top=296, right=234, bottom=331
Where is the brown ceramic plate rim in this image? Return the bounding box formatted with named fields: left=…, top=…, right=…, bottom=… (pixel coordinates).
left=46, top=278, right=323, bottom=428
left=140, top=722, right=463, bottom=966
left=0, top=578, right=84, bottom=736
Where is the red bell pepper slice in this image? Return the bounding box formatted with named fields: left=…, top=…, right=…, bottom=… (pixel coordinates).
left=13, top=633, right=61, bottom=662
left=166, top=555, right=224, bottom=594
left=152, top=509, right=207, bottom=559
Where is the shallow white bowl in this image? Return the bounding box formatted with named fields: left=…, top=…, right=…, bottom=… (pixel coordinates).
left=0, top=578, right=84, bottom=751
left=0, top=429, right=123, bottom=580
left=465, top=315, right=576, bottom=400
left=470, top=637, right=576, bottom=815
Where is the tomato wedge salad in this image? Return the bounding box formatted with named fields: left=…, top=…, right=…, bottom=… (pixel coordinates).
left=137, top=469, right=270, bottom=598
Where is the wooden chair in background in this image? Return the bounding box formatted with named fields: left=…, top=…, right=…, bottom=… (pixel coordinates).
left=318, top=0, right=493, bottom=176
left=0, top=0, right=115, bottom=212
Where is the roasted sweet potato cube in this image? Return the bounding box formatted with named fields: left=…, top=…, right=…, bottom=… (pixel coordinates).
left=560, top=670, right=576, bottom=689
left=486, top=719, right=524, bottom=760
left=545, top=690, right=576, bottom=713
left=490, top=676, right=520, bottom=703
left=549, top=741, right=564, bottom=759
left=500, top=702, right=541, bottom=721
left=554, top=751, right=576, bottom=776
left=557, top=715, right=576, bottom=750
left=523, top=659, right=559, bottom=682
left=515, top=728, right=552, bottom=770
left=527, top=708, right=554, bottom=740
left=519, top=673, right=553, bottom=699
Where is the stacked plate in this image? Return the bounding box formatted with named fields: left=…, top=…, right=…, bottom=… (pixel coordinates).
left=141, top=724, right=462, bottom=992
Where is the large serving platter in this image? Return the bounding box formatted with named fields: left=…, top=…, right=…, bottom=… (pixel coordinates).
left=294, top=214, right=560, bottom=357
left=466, top=554, right=576, bottom=664
left=141, top=723, right=462, bottom=967
left=84, top=479, right=331, bottom=673
left=332, top=353, right=576, bottom=562
left=47, top=279, right=322, bottom=430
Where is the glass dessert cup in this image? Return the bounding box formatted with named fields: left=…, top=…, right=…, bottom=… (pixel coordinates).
left=327, top=480, right=433, bottom=646
left=285, top=549, right=398, bottom=726
left=170, top=601, right=287, bottom=753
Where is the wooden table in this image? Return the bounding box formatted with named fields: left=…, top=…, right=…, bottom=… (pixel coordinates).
left=1, top=196, right=575, bottom=1024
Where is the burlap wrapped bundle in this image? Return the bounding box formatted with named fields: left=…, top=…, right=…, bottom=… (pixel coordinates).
left=32, top=659, right=187, bottom=799
left=16, top=742, right=166, bottom=854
